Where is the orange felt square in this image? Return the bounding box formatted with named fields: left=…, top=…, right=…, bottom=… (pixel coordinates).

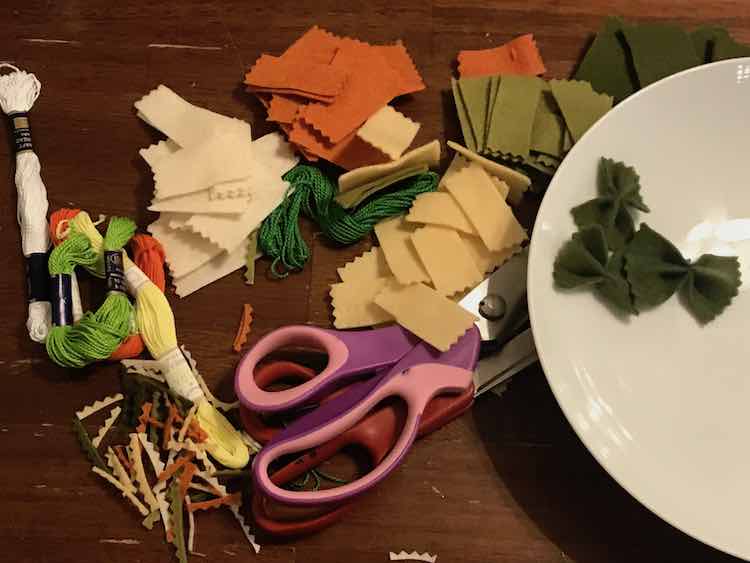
left=300, top=42, right=403, bottom=143
left=289, top=118, right=389, bottom=170
left=375, top=42, right=426, bottom=96
left=282, top=25, right=341, bottom=65
left=245, top=54, right=347, bottom=102
left=267, top=95, right=302, bottom=124
left=458, top=34, right=546, bottom=78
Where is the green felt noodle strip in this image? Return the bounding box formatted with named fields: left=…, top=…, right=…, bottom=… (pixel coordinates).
left=168, top=480, right=188, bottom=563
left=571, top=157, right=649, bottom=250
left=549, top=79, right=613, bottom=143
left=72, top=416, right=110, bottom=473
left=259, top=165, right=438, bottom=276
left=621, top=22, right=701, bottom=88
left=712, top=33, right=750, bottom=61
left=484, top=76, right=501, bottom=152
left=486, top=75, right=543, bottom=159
left=624, top=224, right=741, bottom=323
left=553, top=225, right=634, bottom=314
left=530, top=109, right=566, bottom=157
left=691, top=26, right=731, bottom=63
left=244, top=231, right=258, bottom=285
left=458, top=76, right=492, bottom=152
left=335, top=164, right=427, bottom=209
left=451, top=78, right=477, bottom=152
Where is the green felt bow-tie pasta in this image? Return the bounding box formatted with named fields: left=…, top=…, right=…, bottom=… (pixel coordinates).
left=625, top=224, right=741, bottom=323
left=572, top=157, right=649, bottom=250
left=553, top=225, right=633, bottom=314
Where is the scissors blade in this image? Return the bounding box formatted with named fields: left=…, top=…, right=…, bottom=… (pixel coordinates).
left=459, top=248, right=529, bottom=342
left=473, top=328, right=537, bottom=397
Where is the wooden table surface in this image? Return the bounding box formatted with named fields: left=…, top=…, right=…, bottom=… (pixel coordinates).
left=2, top=2, right=749, bottom=562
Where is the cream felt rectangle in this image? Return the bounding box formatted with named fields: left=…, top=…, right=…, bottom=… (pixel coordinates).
left=135, top=85, right=250, bottom=148
left=491, top=176, right=510, bottom=200
left=140, top=139, right=180, bottom=170
left=163, top=212, right=192, bottom=231
left=149, top=189, right=250, bottom=215
left=447, top=141, right=530, bottom=205
left=373, top=282, right=478, bottom=352
left=147, top=218, right=224, bottom=279
left=438, top=153, right=470, bottom=191
left=374, top=216, right=430, bottom=285
left=338, top=140, right=441, bottom=193
left=411, top=225, right=483, bottom=296
left=152, top=131, right=254, bottom=199
left=330, top=277, right=395, bottom=329
left=459, top=232, right=522, bottom=274
left=337, top=247, right=391, bottom=282
left=444, top=162, right=528, bottom=252
left=356, top=105, right=421, bottom=160
left=183, top=169, right=289, bottom=252
left=173, top=239, right=249, bottom=298
left=208, top=132, right=299, bottom=199
left=405, top=191, right=477, bottom=235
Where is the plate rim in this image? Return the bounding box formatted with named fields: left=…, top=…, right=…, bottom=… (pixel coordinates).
left=527, top=57, right=750, bottom=561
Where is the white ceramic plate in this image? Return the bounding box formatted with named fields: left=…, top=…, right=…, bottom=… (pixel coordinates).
left=528, top=58, right=750, bottom=560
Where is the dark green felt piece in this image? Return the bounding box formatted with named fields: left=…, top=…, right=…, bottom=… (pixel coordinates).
left=624, top=224, right=741, bottom=323
left=690, top=26, right=731, bottom=63
left=622, top=23, right=701, bottom=87
left=713, top=33, right=750, bottom=61
left=451, top=78, right=477, bottom=152
left=574, top=16, right=637, bottom=102
left=553, top=225, right=633, bottom=313
left=571, top=157, right=649, bottom=250
left=458, top=76, right=492, bottom=152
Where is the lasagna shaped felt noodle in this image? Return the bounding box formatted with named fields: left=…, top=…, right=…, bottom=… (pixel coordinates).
left=356, top=105, right=420, bottom=160
left=337, top=247, right=391, bottom=282
left=406, top=191, right=477, bottom=235
left=458, top=34, right=546, bottom=78
left=245, top=54, right=348, bottom=102
left=411, top=225, right=484, bottom=296
left=374, top=216, right=430, bottom=285
left=486, top=75, right=543, bottom=159
left=330, top=277, right=396, bottom=329
left=444, top=162, right=527, bottom=252
left=548, top=80, right=613, bottom=143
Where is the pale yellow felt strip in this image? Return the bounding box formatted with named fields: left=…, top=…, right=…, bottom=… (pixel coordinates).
left=356, top=105, right=421, bottom=160
left=374, top=216, right=430, bottom=285
left=444, top=163, right=528, bottom=252
left=447, top=140, right=530, bottom=204
left=182, top=171, right=289, bottom=252
left=148, top=218, right=223, bottom=279
left=134, top=85, right=250, bottom=148
left=459, top=233, right=522, bottom=274
left=208, top=132, right=298, bottom=199
left=229, top=504, right=261, bottom=555
left=438, top=154, right=470, bottom=191
left=337, top=247, right=391, bottom=282
left=330, top=277, right=396, bottom=329
left=137, top=432, right=166, bottom=477
left=374, top=282, right=478, bottom=352
left=92, top=466, right=150, bottom=517
left=186, top=496, right=196, bottom=553
left=411, top=225, right=483, bottom=296
left=140, top=139, right=180, bottom=170
left=153, top=131, right=254, bottom=199
left=129, top=433, right=159, bottom=511
left=178, top=405, right=198, bottom=444
left=155, top=490, right=172, bottom=542
left=149, top=190, right=250, bottom=215
left=76, top=393, right=124, bottom=420
left=106, top=448, right=137, bottom=495
left=405, top=191, right=477, bottom=235
left=491, top=176, right=510, bottom=200
left=339, top=140, right=441, bottom=193
left=172, top=238, right=247, bottom=298
left=91, top=406, right=121, bottom=448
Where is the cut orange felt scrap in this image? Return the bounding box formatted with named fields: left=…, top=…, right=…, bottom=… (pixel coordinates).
left=375, top=42, right=426, bottom=96
left=289, top=118, right=389, bottom=170
left=267, top=95, right=302, bottom=124
left=282, top=25, right=341, bottom=65
left=245, top=54, right=349, bottom=102
left=301, top=42, right=403, bottom=143
left=458, top=34, right=546, bottom=78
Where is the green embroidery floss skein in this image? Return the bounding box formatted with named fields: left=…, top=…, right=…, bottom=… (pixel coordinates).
left=259, top=166, right=438, bottom=276
left=46, top=217, right=137, bottom=368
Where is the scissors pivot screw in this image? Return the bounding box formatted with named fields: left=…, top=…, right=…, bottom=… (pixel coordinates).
left=478, top=294, right=506, bottom=321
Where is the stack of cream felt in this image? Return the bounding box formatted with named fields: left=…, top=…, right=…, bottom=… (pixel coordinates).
left=134, top=86, right=298, bottom=297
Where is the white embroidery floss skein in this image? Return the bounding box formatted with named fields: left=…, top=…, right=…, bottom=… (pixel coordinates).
left=0, top=64, right=52, bottom=342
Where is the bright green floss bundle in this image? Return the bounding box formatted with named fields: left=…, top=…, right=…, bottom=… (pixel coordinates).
left=46, top=217, right=137, bottom=368
left=259, top=165, right=438, bottom=277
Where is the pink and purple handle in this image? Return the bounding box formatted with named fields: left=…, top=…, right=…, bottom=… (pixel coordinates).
left=235, top=324, right=418, bottom=413
left=251, top=327, right=481, bottom=506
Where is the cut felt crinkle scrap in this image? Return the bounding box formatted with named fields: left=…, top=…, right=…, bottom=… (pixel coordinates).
left=245, top=54, right=348, bottom=102
left=548, top=79, right=613, bottom=143
left=338, top=140, right=441, bottom=193
left=411, top=225, right=484, bottom=296
left=330, top=276, right=396, bottom=329
left=356, top=105, right=420, bottom=160
left=289, top=119, right=390, bottom=170
left=148, top=218, right=223, bottom=279
left=267, top=94, right=302, bottom=124
left=337, top=247, right=391, bottom=282
left=451, top=78, right=476, bottom=152
left=374, top=216, right=430, bottom=285
left=457, top=76, right=492, bottom=153
left=486, top=75, right=543, bottom=159
left=458, top=34, right=546, bottom=78
left=406, top=191, right=477, bottom=235
left=148, top=190, right=251, bottom=215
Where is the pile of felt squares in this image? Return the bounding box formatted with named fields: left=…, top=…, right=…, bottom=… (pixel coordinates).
left=244, top=26, right=426, bottom=170
left=575, top=17, right=750, bottom=102
left=452, top=33, right=612, bottom=175
left=134, top=86, right=299, bottom=297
